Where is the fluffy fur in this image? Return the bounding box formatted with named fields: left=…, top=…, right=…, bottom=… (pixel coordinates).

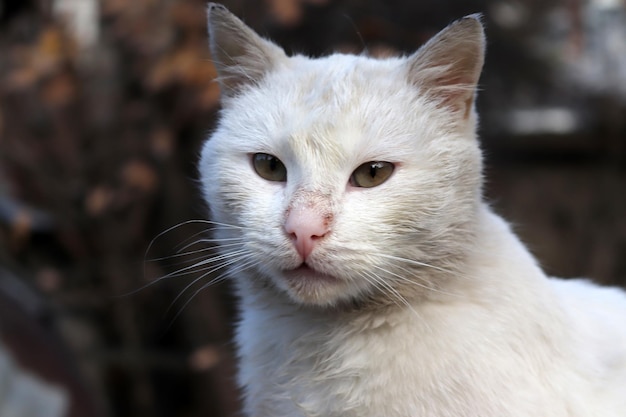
left=200, top=4, right=626, bottom=416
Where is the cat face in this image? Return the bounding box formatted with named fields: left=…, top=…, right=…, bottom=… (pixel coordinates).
left=200, top=4, right=485, bottom=308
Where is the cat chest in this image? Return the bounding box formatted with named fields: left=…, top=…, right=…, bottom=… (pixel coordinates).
left=236, top=306, right=584, bottom=417
left=237, top=315, right=425, bottom=416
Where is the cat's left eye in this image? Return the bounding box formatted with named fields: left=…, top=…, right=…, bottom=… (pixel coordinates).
left=350, top=161, right=394, bottom=188
left=252, top=153, right=287, bottom=182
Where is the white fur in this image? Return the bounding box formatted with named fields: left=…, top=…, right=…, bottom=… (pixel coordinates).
left=235, top=210, right=626, bottom=417
left=200, top=5, right=626, bottom=416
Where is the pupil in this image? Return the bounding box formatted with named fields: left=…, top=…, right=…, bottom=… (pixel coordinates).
left=270, top=157, right=277, bottom=171
left=369, top=164, right=377, bottom=178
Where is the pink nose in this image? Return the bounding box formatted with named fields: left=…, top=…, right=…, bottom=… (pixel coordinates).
left=284, top=206, right=330, bottom=259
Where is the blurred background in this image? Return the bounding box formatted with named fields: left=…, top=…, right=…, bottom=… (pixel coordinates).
left=0, top=0, right=624, bottom=416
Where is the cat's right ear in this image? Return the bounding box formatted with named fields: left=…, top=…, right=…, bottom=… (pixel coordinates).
left=207, top=3, right=287, bottom=100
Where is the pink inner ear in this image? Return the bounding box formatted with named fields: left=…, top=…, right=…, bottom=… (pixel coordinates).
left=416, top=63, right=481, bottom=117
left=405, top=17, right=485, bottom=117
left=284, top=206, right=332, bottom=260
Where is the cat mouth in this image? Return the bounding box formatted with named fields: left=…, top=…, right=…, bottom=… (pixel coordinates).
left=284, top=263, right=339, bottom=283
left=279, top=263, right=349, bottom=306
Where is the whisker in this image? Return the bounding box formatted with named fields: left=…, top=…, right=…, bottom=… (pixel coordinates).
left=122, top=249, right=248, bottom=297
left=146, top=219, right=243, bottom=256
left=176, top=236, right=245, bottom=254
left=165, top=252, right=255, bottom=314
left=163, top=257, right=260, bottom=330
left=143, top=219, right=246, bottom=286
left=146, top=246, right=238, bottom=272
left=173, top=229, right=247, bottom=253
left=171, top=228, right=212, bottom=252
left=359, top=271, right=404, bottom=309
left=360, top=270, right=423, bottom=321
left=372, top=264, right=462, bottom=299
left=160, top=249, right=249, bottom=280
left=147, top=240, right=245, bottom=263
left=377, top=254, right=455, bottom=274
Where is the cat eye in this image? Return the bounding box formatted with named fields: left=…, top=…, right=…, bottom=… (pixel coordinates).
left=252, top=153, right=287, bottom=182
left=350, top=161, right=394, bottom=188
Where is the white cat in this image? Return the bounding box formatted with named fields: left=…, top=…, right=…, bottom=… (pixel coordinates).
left=200, top=4, right=626, bottom=416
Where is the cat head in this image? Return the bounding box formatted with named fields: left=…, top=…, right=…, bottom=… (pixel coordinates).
left=200, top=3, right=486, bottom=309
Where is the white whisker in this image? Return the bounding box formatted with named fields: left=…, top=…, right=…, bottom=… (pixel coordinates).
left=171, top=229, right=212, bottom=252
left=359, top=271, right=404, bottom=309
left=165, top=251, right=256, bottom=312
left=165, top=256, right=260, bottom=326
left=377, top=254, right=454, bottom=274
left=359, top=271, right=424, bottom=321
left=143, top=219, right=246, bottom=284
left=161, top=249, right=249, bottom=279
left=147, top=240, right=245, bottom=263
left=176, top=236, right=245, bottom=254
left=124, top=249, right=249, bottom=298
left=372, top=264, right=462, bottom=299
left=146, top=219, right=242, bottom=255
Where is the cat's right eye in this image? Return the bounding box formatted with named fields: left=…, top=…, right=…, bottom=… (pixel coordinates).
left=252, top=153, right=287, bottom=182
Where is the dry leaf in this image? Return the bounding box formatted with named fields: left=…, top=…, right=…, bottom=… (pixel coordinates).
left=121, top=160, right=158, bottom=193
left=6, top=67, right=39, bottom=90
left=85, top=186, right=114, bottom=216
left=151, top=128, right=174, bottom=159
left=266, top=0, right=331, bottom=26
left=147, top=46, right=214, bottom=90
left=267, top=0, right=303, bottom=26
left=189, top=345, right=220, bottom=371
left=42, top=73, right=76, bottom=106
left=39, top=27, right=65, bottom=56
left=11, top=209, right=32, bottom=245
left=37, top=267, right=63, bottom=292
left=198, top=82, right=221, bottom=110
left=170, top=1, right=206, bottom=29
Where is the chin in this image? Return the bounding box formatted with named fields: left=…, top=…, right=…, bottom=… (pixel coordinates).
left=277, top=265, right=361, bottom=308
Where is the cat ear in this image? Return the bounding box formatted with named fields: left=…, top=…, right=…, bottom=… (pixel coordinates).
left=207, top=3, right=287, bottom=99
left=406, top=15, right=485, bottom=118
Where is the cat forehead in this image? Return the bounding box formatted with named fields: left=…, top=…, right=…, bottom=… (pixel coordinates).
left=273, top=54, right=408, bottom=103
left=221, top=52, right=408, bottom=113
left=212, top=54, right=436, bottom=173
left=221, top=53, right=423, bottom=141
left=288, top=53, right=403, bottom=83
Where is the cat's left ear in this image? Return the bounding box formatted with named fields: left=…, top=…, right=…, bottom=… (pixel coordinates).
left=406, top=15, right=485, bottom=119
left=207, top=3, right=288, bottom=100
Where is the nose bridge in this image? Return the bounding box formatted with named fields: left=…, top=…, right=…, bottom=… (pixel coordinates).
left=287, top=187, right=333, bottom=219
